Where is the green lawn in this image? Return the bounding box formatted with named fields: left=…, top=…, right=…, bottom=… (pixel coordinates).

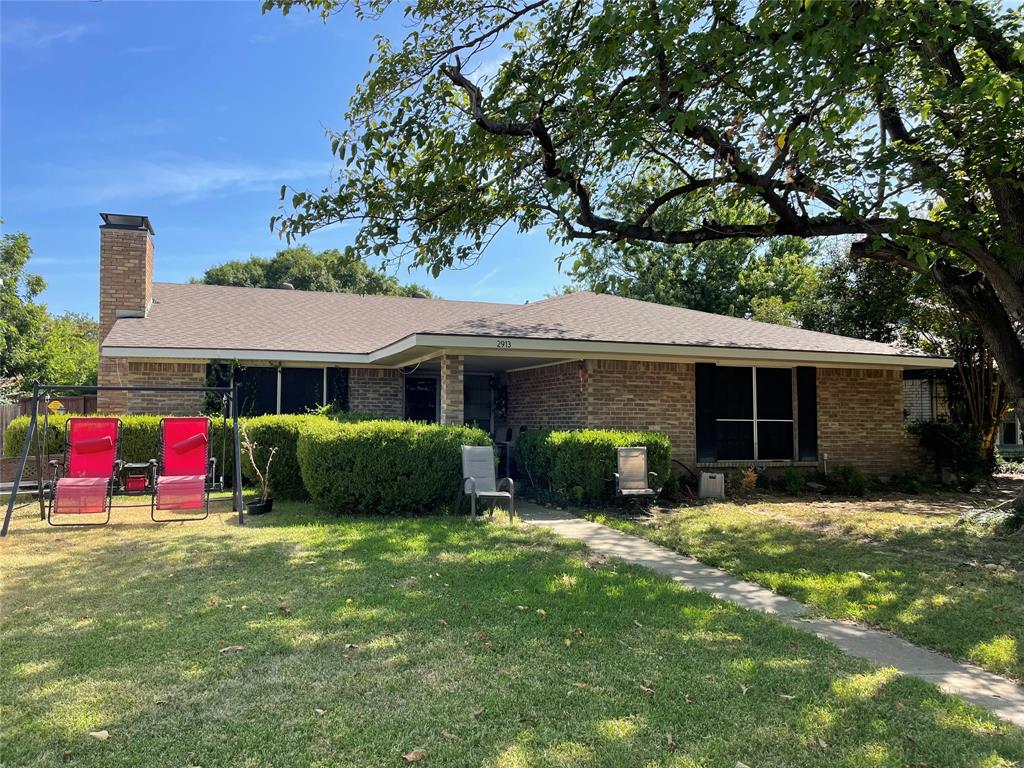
left=2, top=499, right=1022, bottom=768
left=589, top=492, right=1024, bottom=682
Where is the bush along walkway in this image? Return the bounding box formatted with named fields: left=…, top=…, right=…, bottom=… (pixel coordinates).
left=518, top=503, right=1024, bottom=728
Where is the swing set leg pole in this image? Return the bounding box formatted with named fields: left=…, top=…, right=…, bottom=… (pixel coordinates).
left=232, top=380, right=244, bottom=525
left=2, top=383, right=39, bottom=537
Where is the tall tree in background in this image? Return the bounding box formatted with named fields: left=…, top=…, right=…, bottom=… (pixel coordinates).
left=265, top=0, right=1024, bottom=409
left=198, top=245, right=432, bottom=296
left=1, top=231, right=98, bottom=392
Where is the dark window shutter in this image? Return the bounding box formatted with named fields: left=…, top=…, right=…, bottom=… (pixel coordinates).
left=796, top=366, right=818, bottom=462
left=695, top=363, right=717, bottom=463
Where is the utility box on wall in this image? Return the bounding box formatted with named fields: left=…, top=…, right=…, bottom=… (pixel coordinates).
left=698, top=472, right=725, bottom=500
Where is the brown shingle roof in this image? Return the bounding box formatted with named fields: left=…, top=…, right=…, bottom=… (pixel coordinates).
left=103, top=283, right=516, bottom=354
left=428, top=291, right=928, bottom=358
left=103, top=283, right=930, bottom=360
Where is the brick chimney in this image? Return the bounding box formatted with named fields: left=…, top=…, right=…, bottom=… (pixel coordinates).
left=97, top=213, right=154, bottom=411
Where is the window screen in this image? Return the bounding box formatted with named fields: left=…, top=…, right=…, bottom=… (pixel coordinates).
left=699, top=365, right=800, bottom=462
left=237, top=366, right=278, bottom=417
left=714, top=367, right=754, bottom=419
left=326, top=368, right=349, bottom=410
left=280, top=368, right=323, bottom=414
left=464, top=375, right=491, bottom=432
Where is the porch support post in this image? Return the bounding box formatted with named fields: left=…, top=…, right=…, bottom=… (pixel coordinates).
left=439, top=353, right=464, bottom=425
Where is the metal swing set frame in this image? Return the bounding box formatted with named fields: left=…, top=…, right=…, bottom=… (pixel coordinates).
left=1, top=382, right=245, bottom=537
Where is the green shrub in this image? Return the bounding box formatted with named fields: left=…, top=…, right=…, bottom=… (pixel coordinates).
left=239, top=415, right=333, bottom=500
left=512, top=428, right=553, bottom=487
left=782, top=465, right=804, bottom=496
left=909, top=421, right=994, bottom=491
left=4, top=413, right=235, bottom=484
left=297, top=420, right=492, bottom=515
left=832, top=464, right=867, bottom=496
left=515, top=428, right=671, bottom=505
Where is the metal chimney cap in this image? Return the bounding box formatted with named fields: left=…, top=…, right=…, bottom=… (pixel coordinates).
left=100, top=213, right=154, bottom=235
left=276, top=282, right=295, bottom=290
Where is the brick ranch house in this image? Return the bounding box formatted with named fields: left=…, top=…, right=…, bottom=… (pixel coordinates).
left=96, top=213, right=951, bottom=476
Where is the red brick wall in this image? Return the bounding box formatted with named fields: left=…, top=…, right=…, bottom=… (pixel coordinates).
left=817, top=367, right=921, bottom=475
left=98, top=225, right=154, bottom=412
left=584, top=360, right=695, bottom=463
left=95, top=360, right=206, bottom=415
left=440, top=354, right=464, bottom=425
left=507, top=362, right=586, bottom=431
left=349, top=368, right=403, bottom=418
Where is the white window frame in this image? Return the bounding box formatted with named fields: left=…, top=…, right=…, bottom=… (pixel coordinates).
left=714, top=366, right=796, bottom=461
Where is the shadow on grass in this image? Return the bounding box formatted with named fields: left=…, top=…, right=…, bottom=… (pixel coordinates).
left=610, top=504, right=1023, bottom=680
left=2, top=504, right=1022, bottom=768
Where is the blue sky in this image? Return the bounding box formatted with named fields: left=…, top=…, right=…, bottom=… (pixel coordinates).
left=1, top=0, right=567, bottom=318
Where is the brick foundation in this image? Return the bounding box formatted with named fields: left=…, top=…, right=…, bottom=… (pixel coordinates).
left=349, top=368, right=403, bottom=418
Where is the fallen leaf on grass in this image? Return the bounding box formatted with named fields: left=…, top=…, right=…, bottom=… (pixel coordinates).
left=402, top=748, right=427, bottom=762
left=344, top=643, right=359, bottom=650
left=441, top=731, right=460, bottom=743
left=219, top=645, right=244, bottom=654
left=536, top=608, right=547, bottom=618
left=436, top=619, right=448, bottom=626
left=278, top=604, right=292, bottom=615
left=666, top=732, right=675, bottom=750
left=573, top=627, right=585, bottom=638
left=633, top=620, right=643, bottom=628
left=314, top=708, right=327, bottom=716
left=817, top=737, right=828, bottom=750
left=516, top=605, right=529, bottom=611
left=740, top=684, right=749, bottom=695
left=639, top=684, right=655, bottom=694
left=563, top=638, right=573, bottom=647
left=88, top=731, right=109, bottom=741
left=472, top=708, right=484, bottom=718
left=779, top=694, right=796, bottom=700
left=573, top=682, right=589, bottom=689
left=736, top=763, right=752, bottom=768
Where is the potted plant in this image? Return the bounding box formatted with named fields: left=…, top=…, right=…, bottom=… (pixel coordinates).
left=240, top=424, right=277, bottom=515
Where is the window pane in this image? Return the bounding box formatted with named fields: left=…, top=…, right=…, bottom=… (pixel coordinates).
left=280, top=368, right=323, bottom=414
left=717, top=421, right=754, bottom=460
left=758, top=421, right=794, bottom=460
left=237, top=366, right=277, bottom=416
left=463, top=375, right=491, bottom=432
left=326, top=368, right=349, bottom=410
left=1003, top=420, right=1018, bottom=445
left=756, top=368, right=793, bottom=420
left=715, top=367, right=753, bottom=419
left=405, top=377, right=437, bottom=422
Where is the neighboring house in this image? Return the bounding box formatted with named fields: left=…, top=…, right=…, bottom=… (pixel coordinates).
left=96, top=213, right=951, bottom=476
left=997, top=411, right=1024, bottom=459
left=903, top=371, right=950, bottom=424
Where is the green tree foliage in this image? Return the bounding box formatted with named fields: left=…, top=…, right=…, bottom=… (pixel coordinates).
left=198, top=245, right=433, bottom=296
left=264, top=0, right=1024, bottom=405
left=1, top=232, right=98, bottom=392
left=568, top=236, right=820, bottom=323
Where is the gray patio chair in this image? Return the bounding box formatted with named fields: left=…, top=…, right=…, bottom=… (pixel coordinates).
left=614, top=447, right=658, bottom=498
left=462, top=445, right=514, bottom=522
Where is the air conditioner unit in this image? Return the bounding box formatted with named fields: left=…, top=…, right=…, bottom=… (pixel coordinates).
left=698, top=472, right=725, bottom=500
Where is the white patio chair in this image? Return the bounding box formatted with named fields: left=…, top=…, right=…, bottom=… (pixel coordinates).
left=614, top=447, right=658, bottom=498
left=462, top=445, right=514, bottom=522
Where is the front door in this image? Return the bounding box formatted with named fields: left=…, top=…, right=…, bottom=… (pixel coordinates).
left=404, top=377, right=437, bottom=422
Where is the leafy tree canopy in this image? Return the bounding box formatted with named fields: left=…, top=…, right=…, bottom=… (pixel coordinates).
left=1, top=231, right=98, bottom=392
left=264, top=0, right=1024, bottom=404
left=197, top=245, right=432, bottom=296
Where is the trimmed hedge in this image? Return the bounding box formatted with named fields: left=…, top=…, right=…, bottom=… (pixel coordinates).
left=238, top=415, right=334, bottom=500
left=515, top=428, right=672, bottom=504
left=3, top=413, right=236, bottom=483
left=297, top=419, right=491, bottom=515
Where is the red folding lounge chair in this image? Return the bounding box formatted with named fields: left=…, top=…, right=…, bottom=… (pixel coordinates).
left=48, top=418, right=120, bottom=527
left=152, top=417, right=212, bottom=522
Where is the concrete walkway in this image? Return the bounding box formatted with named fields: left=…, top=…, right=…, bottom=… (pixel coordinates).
left=518, top=503, right=1024, bottom=728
